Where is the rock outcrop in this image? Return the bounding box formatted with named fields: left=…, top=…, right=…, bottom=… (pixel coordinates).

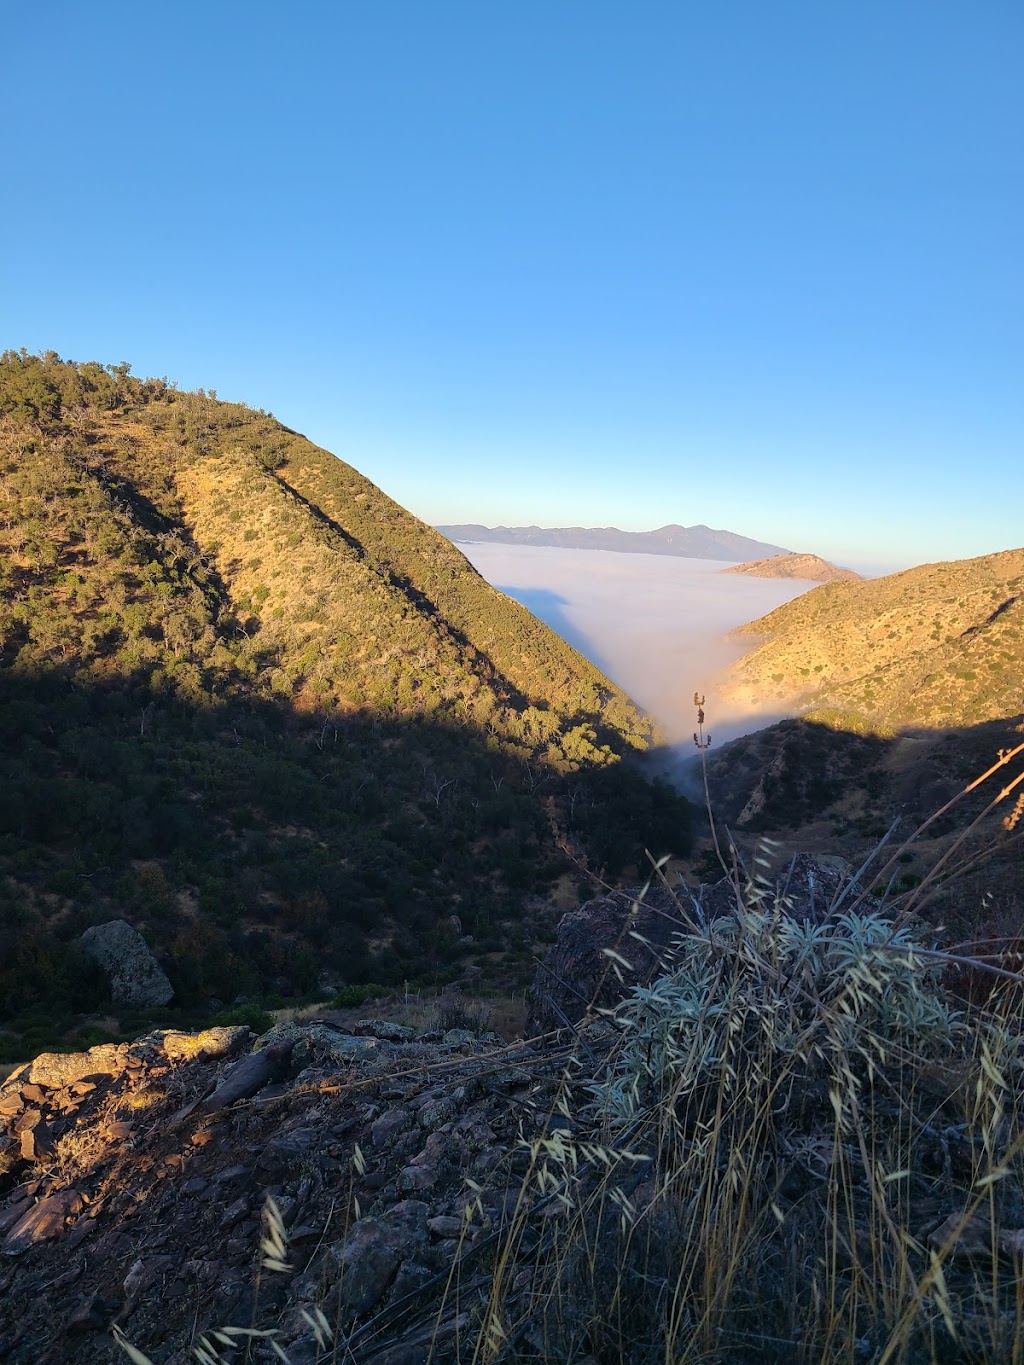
left=78, top=921, right=174, bottom=1009
left=0, top=1018, right=570, bottom=1364
left=527, top=856, right=876, bottom=1035
left=526, top=886, right=691, bottom=1036
left=721, top=553, right=861, bottom=582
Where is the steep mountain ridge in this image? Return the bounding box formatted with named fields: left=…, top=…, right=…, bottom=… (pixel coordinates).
left=721, top=547, right=1024, bottom=731
left=0, top=352, right=689, bottom=1050
left=274, top=456, right=635, bottom=720
left=81, top=396, right=650, bottom=750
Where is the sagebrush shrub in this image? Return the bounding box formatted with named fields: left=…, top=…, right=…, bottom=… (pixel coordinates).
left=587, top=893, right=960, bottom=1125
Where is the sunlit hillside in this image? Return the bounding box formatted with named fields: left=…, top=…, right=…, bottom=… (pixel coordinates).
left=0, top=351, right=690, bottom=1051
left=708, top=550, right=1024, bottom=946
left=721, top=548, right=1024, bottom=733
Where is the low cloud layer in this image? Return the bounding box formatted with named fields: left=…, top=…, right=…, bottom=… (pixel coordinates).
left=458, top=543, right=815, bottom=749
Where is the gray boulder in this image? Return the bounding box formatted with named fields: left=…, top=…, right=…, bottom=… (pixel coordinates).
left=79, top=920, right=173, bottom=1009
left=326, top=1200, right=430, bottom=1319
left=527, top=856, right=875, bottom=1036
left=526, top=886, right=686, bottom=1037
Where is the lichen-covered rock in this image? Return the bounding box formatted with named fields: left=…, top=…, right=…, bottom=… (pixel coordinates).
left=158, top=1027, right=251, bottom=1063
left=293, top=1023, right=398, bottom=1070
left=3, top=1042, right=127, bottom=1093
left=353, top=1019, right=416, bottom=1042
left=78, top=920, right=173, bottom=1009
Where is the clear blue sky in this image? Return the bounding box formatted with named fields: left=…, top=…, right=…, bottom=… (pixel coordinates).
left=4, top=3, right=1021, bottom=571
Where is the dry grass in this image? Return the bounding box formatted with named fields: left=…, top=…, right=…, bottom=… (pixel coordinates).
left=115, top=742, right=1024, bottom=1365
left=117, top=984, right=1024, bottom=1363
left=292, top=989, right=529, bottom=1043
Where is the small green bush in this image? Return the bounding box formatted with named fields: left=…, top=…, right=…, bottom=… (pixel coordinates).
left=210, top=1003, right=274, bottom=1034
left=329, top=982, right=385, bottom=1009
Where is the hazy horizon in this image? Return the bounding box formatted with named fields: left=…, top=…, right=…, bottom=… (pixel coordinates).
left=457, top=543, right=816, bottom=752
left=445, top=524, right=904, bottom=577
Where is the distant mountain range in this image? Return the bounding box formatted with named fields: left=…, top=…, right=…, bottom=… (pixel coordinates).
left=722, top=553, right=861, bottom=583
left=436, top=522, right=791, bottom=562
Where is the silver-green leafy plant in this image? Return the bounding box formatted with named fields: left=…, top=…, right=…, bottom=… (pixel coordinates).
left=587, top=894, right=961, bottom=1126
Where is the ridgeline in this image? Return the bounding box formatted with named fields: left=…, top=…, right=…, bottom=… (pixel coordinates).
left=720, top=548, right=1024, bottom=731
left=0, top=351, right=690, bottom=1054
left=435, top=521, right=790, bottom=561
left=707, top=549, right=1024, bottom=943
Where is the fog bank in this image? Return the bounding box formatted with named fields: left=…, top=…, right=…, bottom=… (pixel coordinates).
left=458, top=543, right=816, bottom=748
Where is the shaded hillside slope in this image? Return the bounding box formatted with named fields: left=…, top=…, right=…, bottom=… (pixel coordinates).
left=0, top=352, right=690, bottom=1048
left=721, top=547, right=1024, bottom=732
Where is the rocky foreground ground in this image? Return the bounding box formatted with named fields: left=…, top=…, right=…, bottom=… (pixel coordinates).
left=4, top=864, right=1024, bottom=1364
left=1, top=875, right=720, bottom=1365
left=0, top=1015, right=583, bottom=1364
left=0, top=877, right=731, bottom=1365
